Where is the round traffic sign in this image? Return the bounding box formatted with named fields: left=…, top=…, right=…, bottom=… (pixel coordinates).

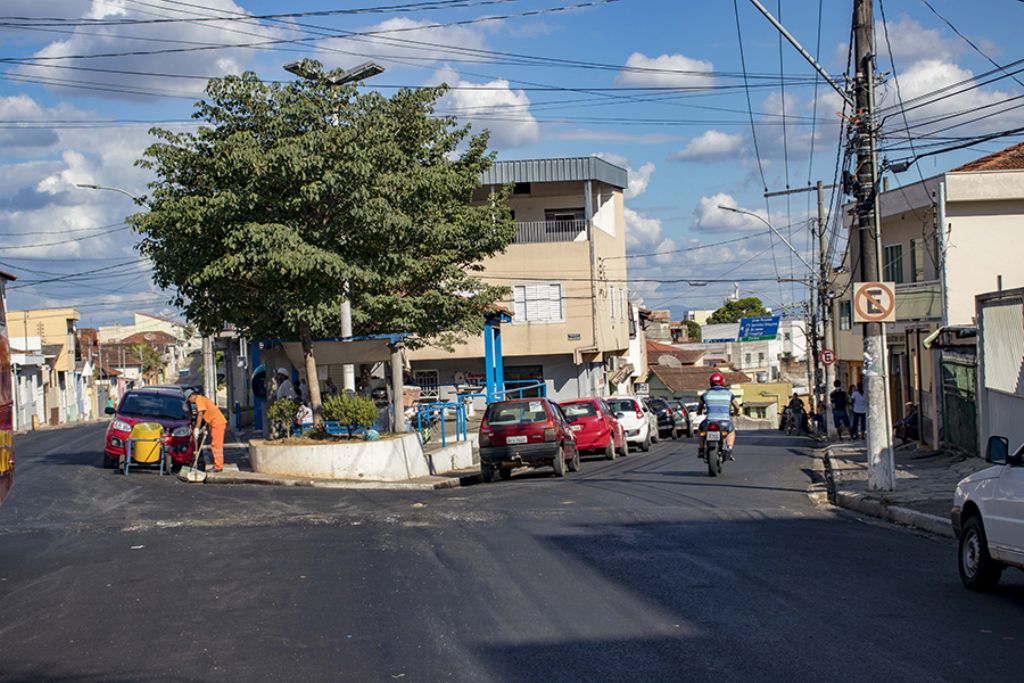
left=853, top=282, right=896, bottom=323
left=820, top=349, right=836, bottom=366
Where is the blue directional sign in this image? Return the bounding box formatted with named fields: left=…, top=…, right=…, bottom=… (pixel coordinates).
left=737, top=316, right=781, bottom=342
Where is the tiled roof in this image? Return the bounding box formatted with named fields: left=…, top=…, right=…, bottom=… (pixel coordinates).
left=952, top=142, right=1024, bottom=172
left=648, top=365, right=751, bottom=393
left=646, top=340, right=704, bottom=366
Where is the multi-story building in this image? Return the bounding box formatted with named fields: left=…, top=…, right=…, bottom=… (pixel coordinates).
left=832, top=142, right=1024, bottom=451
left=7, top=307, right=80, bottom=425
left=408, top=156, right=637, bottom=401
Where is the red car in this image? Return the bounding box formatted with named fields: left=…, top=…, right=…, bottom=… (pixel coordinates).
left=478, top=398, right=579, bottom=482
left=104, top=386, right=196, bottom=469
left=559, top=398, right=627, bottom=460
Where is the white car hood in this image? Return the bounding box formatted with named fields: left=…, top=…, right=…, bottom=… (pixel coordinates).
left=954, top=465, right=1003, bottom=504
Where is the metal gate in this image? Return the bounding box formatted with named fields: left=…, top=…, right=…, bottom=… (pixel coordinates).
left=941, top=352, right=977, bottom=454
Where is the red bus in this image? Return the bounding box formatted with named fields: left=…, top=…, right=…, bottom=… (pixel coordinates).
left=0, top=270, right=15, bottom=504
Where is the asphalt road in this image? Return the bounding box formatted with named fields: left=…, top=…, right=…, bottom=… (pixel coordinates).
left=2, top=423, right=1024, bottom=682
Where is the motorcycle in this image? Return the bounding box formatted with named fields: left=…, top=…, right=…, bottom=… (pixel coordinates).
left=698, top=420, right=731, bottom=477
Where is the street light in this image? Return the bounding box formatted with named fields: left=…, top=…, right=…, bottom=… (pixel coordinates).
left=75, top=183, right=148, bottom=206
left=283, top=60, right=386, bottom=87
left=717, top=205, right=814, bottom=274
left=282, top=60, right=386, bottom=395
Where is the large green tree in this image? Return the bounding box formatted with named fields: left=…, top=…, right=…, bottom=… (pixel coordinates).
left=130, top=62, right=514, bottom=426
left=707, top=297, right=769, bottom=324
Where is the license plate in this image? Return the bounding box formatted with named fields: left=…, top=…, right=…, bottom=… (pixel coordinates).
left=506, top=435, right=528, bottom=444
left=706, top=431, right=721, bottom=442
left=570, top=425, right=582, bottom=431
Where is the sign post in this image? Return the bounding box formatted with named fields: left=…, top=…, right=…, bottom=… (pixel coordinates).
left=852, top=281, right=896, bottom=324
left=819, top=348, right=835, bottom=366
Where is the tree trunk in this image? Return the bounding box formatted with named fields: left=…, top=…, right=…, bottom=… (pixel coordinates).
left=298, top=319, right=324, bottom=428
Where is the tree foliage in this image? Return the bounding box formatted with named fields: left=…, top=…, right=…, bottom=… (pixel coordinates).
left=707, top=297, right=769, bottom=324
left=323, top=394, right=378, bottom=434
left=129, top=62, right=515, bottom=425
left=130, top=343, right=165, bottom=381
left=683, top=319, right=702, bottom=341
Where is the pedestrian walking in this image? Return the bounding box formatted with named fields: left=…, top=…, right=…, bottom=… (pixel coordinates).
left=830, top=381, right=852, bottom=438
left=324, top=376, right=339, bottom=397
left=851, top=383, right=867, bottom=439
left=187, top=392, right=227, bottom=472
left=274, top=368, right=296, bottom=401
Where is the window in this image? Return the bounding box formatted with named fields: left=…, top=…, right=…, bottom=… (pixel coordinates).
left=609, top=285, right=616, bottom=319
left=513, top=283, right=564, bottom=322
left=745, top=353, right=752, bottom=364
left=910, top=238, right=926, bottom=282
left=513, top=182, right=531, bottom=195
left=619, top=289, right=626, bottom=320
left=413, top=370, right=439, bottom=399
left=784, top=332, right=791, bottom=341
left=758, top=352, right=765, bottom=365
left=883, top=244, right=904, bottom=284
left=840, top=301, right=852, bottom=330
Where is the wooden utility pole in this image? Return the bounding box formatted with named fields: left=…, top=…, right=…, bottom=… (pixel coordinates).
left=853, top=0, right=895, bottom=490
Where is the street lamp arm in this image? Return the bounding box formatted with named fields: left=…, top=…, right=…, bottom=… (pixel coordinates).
left=717, top=205, right=815, bottom=274
left=75, top=183, right=148, bottom=206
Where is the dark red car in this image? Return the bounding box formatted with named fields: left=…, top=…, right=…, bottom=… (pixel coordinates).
left=478, top=398, right=579, bottom=482
left=559, top=398, right=627, bottom=460
left=104, top=386, right=196, bottom=469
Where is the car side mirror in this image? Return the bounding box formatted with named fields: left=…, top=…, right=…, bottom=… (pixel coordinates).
left=615, top=411, right=625, bottom=419
left=105, top=406, right=116, bottom=415
left=986, top=435, right=1010, bottom=464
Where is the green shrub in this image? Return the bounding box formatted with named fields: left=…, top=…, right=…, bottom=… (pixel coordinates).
left=267, top=397, right=299, bottom=439
left=323, top=394, right=379, bottom=433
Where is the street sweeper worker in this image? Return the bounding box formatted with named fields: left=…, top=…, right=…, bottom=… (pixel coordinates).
left=188, top=392, right=227, bottom=473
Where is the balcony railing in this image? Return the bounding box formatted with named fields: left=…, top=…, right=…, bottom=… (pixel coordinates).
left=895, top=280, right=943, bottom=321
left=513, top=219, right=588, bottom=244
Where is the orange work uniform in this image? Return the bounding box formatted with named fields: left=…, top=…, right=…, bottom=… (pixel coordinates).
left=193, top=394, right=227, bottom=470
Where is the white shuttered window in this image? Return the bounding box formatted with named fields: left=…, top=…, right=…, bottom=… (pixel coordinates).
left=513, top=283, right=564, bottom=323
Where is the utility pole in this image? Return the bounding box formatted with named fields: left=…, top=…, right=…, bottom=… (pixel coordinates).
left=816, top=181, right=838, bottom=439
left=202, top=335, right=217, bottom=403
left=853, top=0, right=895, bottom=490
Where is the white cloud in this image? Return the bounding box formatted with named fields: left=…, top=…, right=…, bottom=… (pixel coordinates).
left=624, top=207, right=664, bottom=249
left=12, top=0, right=277, bottom=99
left=614, top=52, right=715, bottom=89
left=692, top=193, right=768, bottom=232
left=550, top=129, right=682, bottom=144
left=594, top=153, right=655, bottom=199
left=671, top=130, right=744, bottom=162
left=319, top=17, right=489, bottom=67
left=433, top=66, right=539, bottom=149
left=877, top=16, right=956, bottom=64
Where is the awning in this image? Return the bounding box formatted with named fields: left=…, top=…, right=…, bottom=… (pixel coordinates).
left=276, top=334, right=412, bottom=368
left=923, top=325, right=977, bottom=350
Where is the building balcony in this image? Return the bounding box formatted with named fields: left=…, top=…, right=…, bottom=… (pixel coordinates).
left=513, top=219, right=588, bottom=244
left=896, top=280, right=943, bottom=321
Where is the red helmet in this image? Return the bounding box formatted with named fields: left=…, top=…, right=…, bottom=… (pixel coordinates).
left=709, top=371, right=725, bottom=387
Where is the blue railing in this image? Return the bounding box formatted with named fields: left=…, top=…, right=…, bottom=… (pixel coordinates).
left=415, top=401, right=468, bottom=447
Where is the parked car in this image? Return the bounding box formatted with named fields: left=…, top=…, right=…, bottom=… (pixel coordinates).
left=952, top=435, right=1024, bottom=591
left=666, top=399, right=694, bottom=438
left=606, top=397, right=653, bottom=452
left=104, top=386, right=195, bottom=469
left=685, top=402, right=701, bottom=431
left=645, top=397, right=690, bottom=440
left=478, top=398, right=579, bottom=482
left=560, top=398, right=627, bottom=460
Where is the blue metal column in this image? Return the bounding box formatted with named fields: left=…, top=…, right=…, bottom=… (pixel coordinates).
left=484, top=316, right=496, bottom=404
left=493, top=322, right=505, bottom=401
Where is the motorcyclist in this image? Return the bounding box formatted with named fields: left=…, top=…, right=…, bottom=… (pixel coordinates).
left=697, top=372, right=741, bottom=460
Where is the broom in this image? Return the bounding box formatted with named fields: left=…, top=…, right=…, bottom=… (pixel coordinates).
left=177, top=427, right=208, bottom=483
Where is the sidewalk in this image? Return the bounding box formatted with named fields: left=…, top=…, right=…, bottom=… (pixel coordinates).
left=819, top=441, right=991, bottom=537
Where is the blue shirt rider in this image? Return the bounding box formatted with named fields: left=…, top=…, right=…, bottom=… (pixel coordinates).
left=697, top=371, right=741, bottom=459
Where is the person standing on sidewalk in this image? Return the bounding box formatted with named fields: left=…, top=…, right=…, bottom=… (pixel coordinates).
left=830, top=381, right=852, bottom=439
left=188, top=392, right=227, bottom=472
left=851, top=383, right=867, bottom=439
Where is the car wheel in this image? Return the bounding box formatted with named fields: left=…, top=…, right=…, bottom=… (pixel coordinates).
left=672, top=428, right=680, bottom=440
left=480, top=463, right=495, bottom=483
left=959, top=515, right=1003, bottom=591
left=651, top=430, right=659, bottom=444
left=552, top=446, right=566, bottom=478
left=618, top=440, right=629, bottom=458
left=567, top=449, right=580, bottom=473
left=605, top=440, right=617, bottom=460
left=498, top=467, right=513, bottom=481
left=641, top=434, right=651, bottom=452
left=686, top=425, right=694, bottom=438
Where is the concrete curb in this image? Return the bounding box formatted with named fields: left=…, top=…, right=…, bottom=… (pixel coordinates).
left=204, top=468, right=482, bottom=491
left=820, top=450, right=954, bottom=538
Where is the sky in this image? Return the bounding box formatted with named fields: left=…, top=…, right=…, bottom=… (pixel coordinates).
left=1, top=0, right=1022, bottom=327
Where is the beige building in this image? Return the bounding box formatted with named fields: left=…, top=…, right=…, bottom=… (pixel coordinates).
left=833, top=142, right=1024, bottom=450
left=7, top=307, right=81, bottom=425
left=408, top=157, right=639, bottom=401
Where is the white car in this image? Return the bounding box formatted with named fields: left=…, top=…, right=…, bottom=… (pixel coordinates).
left=606, top=397, right=653, bottom=452
left=952, top=435, right=1024, bottom=591
left=685, top=402, right=701, bottom=430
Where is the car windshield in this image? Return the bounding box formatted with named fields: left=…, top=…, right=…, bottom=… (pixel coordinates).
left=484, top=402, right=549, bottom=425
left=649, top=399, right=668, bottom=410
left=119, top=392, right=189, bottom=420
left=561, top=402, right=597, bottom=419
left=607, top=399, right=636, bottom=413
